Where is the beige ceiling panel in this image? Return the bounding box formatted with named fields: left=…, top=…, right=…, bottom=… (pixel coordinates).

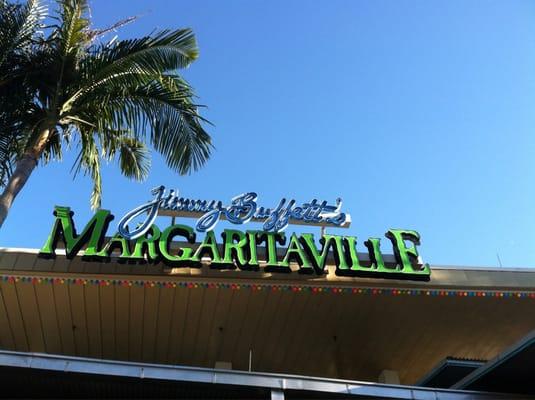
left=99, top=284, right=116, bottom=360
left=178, top=287, right=205, bottom=366
left=128, top=284, right=144, bottom=362
left=52, top=282, right=76, bottom=355
left=84, top=284, right=103, bottom=359
left=14, top=282, right=45, bottom=352
left=233, top=288, right=270, bottom=372
left=67, top=283, right=89, bottom=357
left=33, top=282, right=62, bottom=354
left=153, top=284, right=176, bottom=364
left=0, top=283, right=15, bottom=350
left=191, top=286, right=220, bottom=367
left=141, top=286, right=160, bottom=363
left=114, top=284, right=131, bottom=361
left=166, top=286, right=189, bottom=365
left=202, top=287, right=233, bottom=368
left=218, top=288, right=251, bottom=370
left=283, top=290, right=321, bottom=373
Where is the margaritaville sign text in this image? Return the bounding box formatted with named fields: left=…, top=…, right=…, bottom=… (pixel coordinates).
left=39, top=187, right=431, bottom=280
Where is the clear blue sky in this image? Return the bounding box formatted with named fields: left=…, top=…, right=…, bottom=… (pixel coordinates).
left=2, top=0, right=535, bottom=268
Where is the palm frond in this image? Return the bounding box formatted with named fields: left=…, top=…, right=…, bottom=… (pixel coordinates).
left=0, top=133, right=16, bottom=186
left=117, top=136, right=150, bottom=181
left=41, top=129, right=62, bottom=163
left=72, top=128, right=102, bottom=209
left=0, top=0, right=47, bottom=68
left=0, top=0, right=48, bottom=186
left=91, top=28, right=198, bottom=74
left=69, top=73, right=212, bottom=175
left=54, top=0, right=89, bottom=56
left=63, top=28, right=198, bottom=109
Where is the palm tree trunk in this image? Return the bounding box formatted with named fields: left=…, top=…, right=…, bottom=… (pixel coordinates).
left=0, top=127, right=51, bottom=228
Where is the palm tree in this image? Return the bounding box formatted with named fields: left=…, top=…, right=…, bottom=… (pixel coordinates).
left=0, top=0, right=212, bottom=227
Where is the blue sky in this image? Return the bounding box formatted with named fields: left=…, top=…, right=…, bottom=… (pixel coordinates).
left=2, top=0, right=535, bottom=268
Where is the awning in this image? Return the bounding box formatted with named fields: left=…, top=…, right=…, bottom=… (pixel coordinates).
left=0, top=248, right=534, bottom=385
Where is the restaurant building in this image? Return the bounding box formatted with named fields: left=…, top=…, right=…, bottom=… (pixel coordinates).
left=0, top=188, right=534, bottom=398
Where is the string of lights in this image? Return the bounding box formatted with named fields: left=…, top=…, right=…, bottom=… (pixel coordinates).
left=0, top=275, right=533, bottom=298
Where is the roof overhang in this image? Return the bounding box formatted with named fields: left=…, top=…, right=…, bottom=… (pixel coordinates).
left=0, top=248, right=534, bottom=385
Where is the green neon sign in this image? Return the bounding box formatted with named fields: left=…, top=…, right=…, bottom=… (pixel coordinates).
left=39, top=206, right=431, bottom=281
